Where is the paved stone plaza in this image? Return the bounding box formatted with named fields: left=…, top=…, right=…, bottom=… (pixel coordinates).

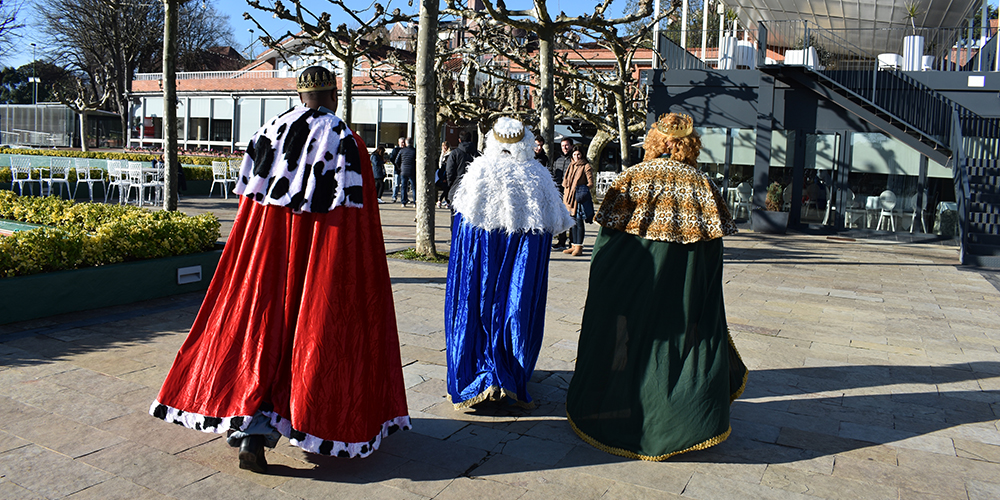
left=1, top=195, right=999, bottom=499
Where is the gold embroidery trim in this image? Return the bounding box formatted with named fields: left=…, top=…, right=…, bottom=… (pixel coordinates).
left=567, top=410, right=732, bottom=462
left=450, top=386, right=536, bottom=410
left=566, top=329, right=747, bottom=461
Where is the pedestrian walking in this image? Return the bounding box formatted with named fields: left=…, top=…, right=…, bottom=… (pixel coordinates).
left=150, top=66, right=410, bottom=473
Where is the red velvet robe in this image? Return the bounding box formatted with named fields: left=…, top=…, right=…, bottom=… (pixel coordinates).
left=152, top=133, right=409, bottom=458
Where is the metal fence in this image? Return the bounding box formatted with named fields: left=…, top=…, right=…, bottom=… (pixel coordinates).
left=759, top=20, right=999, bottom=73
left=0, top=105, right=75, bottom=148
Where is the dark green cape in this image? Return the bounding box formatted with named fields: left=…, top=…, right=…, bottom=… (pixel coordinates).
left=566, top=227, right=747, bottom=460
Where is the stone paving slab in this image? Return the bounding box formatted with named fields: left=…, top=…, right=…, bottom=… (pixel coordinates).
left=1, top=195, right=999, bottom=498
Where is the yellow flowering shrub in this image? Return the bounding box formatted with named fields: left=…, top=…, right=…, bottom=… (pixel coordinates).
left=0, top=191, right=221, bottom=278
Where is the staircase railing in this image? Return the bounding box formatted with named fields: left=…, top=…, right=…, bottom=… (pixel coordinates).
left=959, top=110, right=1000, bottom=160
left=657, top=33, right=712, bottom=71
left=951, top=107, right=972, bottom=263
left=759, top=21, right=968, bottom=147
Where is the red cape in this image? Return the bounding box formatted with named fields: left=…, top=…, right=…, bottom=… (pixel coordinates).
left=152, top=133, right=409, bottom=457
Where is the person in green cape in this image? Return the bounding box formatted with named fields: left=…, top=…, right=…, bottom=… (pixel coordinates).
left=566, top=112, right=748, bottom=461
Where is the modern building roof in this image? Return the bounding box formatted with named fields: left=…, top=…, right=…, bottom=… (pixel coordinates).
left=725, top=0, right=982, bottom=31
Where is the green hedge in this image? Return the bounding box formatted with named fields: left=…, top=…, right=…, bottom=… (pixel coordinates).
left=0, top=191, right=221, bottom=278
left=0, top=165, right=216, bottom=183
left=0, top=147, right=240, bottom=166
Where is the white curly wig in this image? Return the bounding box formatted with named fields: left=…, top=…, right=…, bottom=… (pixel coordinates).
left=484, top=117, right=536, bottom=162
left=450, top=117, right=574, bottom=234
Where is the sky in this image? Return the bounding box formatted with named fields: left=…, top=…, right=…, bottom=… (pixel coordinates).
left=4, top=0, right=635, bottom=69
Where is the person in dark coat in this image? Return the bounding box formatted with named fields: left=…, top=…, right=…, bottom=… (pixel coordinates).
left=533, top=136, right=549, bottom=168
left=437, top=142, right=451, bottom=208
left=371, top=145, right=387, bottom=203
left=397, top=138, right=417, bottom=207
left=388, top=137, right=405, bottom=202
left=550, top=138, right=574, bottom=249
left=445, top=131, right=478, bottom=204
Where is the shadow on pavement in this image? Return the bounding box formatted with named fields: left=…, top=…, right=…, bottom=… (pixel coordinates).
left=252, top=362, right=999, bottom=482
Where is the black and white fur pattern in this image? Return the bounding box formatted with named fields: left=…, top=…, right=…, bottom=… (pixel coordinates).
left=235, top=105, right=364, bottom=213
left=265, top=412, right=411, bottom=458
left=149, top=401, right=411, bottom=459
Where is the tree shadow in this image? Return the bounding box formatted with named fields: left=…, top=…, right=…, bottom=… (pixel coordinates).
left=263, top=361, right=999, bottom=483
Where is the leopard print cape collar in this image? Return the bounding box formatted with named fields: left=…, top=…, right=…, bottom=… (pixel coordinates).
left=595, top=158, right=738, bottom=244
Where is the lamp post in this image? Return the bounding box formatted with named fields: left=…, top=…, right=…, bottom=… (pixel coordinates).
left=31, top=43, right=38, bottom=144
left=248, top=29, right=255, bottom=60
left=652, top=0, right=660, bottom=69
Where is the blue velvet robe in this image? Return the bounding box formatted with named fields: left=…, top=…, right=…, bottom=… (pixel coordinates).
left=445, top=213, right=552, bottom=408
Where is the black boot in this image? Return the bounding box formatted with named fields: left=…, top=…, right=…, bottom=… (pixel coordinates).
left=238, top=435, right=268, bottom=473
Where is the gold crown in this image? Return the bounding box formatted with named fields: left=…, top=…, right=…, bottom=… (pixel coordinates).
left=296, top=70, right=337, bottom=93
left=654, top=113, right=694, bottom=138
left=493, top=126, right=525, bottom=144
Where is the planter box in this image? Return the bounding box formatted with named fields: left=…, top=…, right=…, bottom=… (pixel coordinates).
left=0, top=245, right=223, bottom=325
left=751, top=209, right=788, bottom=234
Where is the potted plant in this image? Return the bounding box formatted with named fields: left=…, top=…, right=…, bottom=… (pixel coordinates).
left=902, top=1, right=925, bottom=71
left=752, top=181, right=789, bottom=234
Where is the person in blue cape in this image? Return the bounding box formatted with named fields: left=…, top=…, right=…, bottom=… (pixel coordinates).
left=445, top=117, right=574, bottom=409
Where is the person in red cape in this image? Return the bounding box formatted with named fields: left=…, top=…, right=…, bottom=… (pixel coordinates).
left=150, top=66, right=410, bottom=473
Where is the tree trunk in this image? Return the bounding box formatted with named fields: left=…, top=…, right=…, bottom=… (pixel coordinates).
left=615, top=92, right=629, bottom=170
left=162, top=0, right=178, bottom=211
left=413, top=0, right=438, bottom=257
left=79, top=112, right=89, bottom=152
left=341, top=59, right=353, bottom=122
left=538, top=33, right=555, bottom=156
left=587, top=129, right=614, bottom=168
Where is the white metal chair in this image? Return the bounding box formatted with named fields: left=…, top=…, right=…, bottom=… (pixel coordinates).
left=876, top=190, right=899, bottom=231
left=877, top=53, right=903, bottom=70
left=105, top=160, right=130, bottom=204
left=210, top=161, right=235, bottom=199
left=384, top=163, right=395, bottom=192
left=844, top=189, right=868, bottom=229
left=908, top=192, right=928, bottom=233
left=141, top=161, right=165, bottom=206
left=228, top=158, right=242, bottom=185
left=73, top=158, right=105, bottom=201
left=734, top=182, right=752, bottom=219
left=123, top=161, right=147, bottom=206
left=10, top=156, right=39, bottom=196
left=44, top=158, right=73, bottom=199
left=595, top=171, right=616, bottom=199
left=124, top=161, right=162, bottom=207
left=782, top=185, right=793, bottom=211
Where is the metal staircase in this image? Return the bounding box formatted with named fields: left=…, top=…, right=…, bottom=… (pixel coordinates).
left=758, top=22, right=1000, bottom=267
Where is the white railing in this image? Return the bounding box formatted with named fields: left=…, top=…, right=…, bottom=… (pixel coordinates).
left=135, top=70, right=289, bottom=81
left=135, top=68, right=371, bottom=81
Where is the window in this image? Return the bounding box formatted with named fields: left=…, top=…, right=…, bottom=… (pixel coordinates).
left=188, top=118, right=209, bottom=140
left=211, top=119, right=232, bottom=142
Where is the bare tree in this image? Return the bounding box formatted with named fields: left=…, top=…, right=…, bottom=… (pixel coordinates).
left=557, top=10, right=672, bottom=168
left=368, top=18, right=533, bottom=146
left=53, top=71, right=111, bottom=152
left=142, top=1, right=242, bottom=72
left=0, top=0, right=24, bottom=59
left=38, top=0, right=237, bottom=144
left=245, top=0, right=406, bottom=124
left=444, top=0, right=655, bottom=160
left=38, top=0, right=162, bottom=146
left=163, top=0, right=179, bottom=211
left=176, top=1, right=239, bottom=71
left=413, top=0, right=437, bottom=256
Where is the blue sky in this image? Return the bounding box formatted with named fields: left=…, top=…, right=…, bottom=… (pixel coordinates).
left=4, top=0, right=634, bottom=69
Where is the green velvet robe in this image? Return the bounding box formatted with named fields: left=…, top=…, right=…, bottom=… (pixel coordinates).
left=566, top=160, right=747, bottom=460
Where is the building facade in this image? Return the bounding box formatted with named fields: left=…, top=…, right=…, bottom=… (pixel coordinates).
left=653, top=0, right=1000, bottom=265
